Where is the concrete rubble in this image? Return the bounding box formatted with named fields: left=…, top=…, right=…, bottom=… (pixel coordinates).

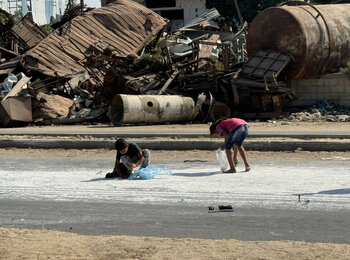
left=0, top=1, right=349, bottom=127
left=286, top=101, right=350, bottom=122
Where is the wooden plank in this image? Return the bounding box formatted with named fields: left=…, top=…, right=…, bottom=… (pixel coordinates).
left=158, top=70, right=179, bottom=94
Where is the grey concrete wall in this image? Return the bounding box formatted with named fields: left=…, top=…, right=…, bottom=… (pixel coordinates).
left=288, top=73, right=350, bottom=107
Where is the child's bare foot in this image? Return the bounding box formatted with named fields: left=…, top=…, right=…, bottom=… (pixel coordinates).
left=223, top=169, right=236, bottom=173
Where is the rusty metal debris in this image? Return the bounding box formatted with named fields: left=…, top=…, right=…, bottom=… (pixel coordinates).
left=10, top=14, right=47, bottom=51
left=0, top=1, right=348, bottom=127
left=246, top=3, right=350, bottom=79
left=108, top=93, right=205, bottom=126
left=23, top=0, right=168, bottom=78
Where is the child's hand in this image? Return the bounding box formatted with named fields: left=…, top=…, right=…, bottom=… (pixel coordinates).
left=221, top=130, right=229, bottom=138
left=130, top=163, right=137, bottom=168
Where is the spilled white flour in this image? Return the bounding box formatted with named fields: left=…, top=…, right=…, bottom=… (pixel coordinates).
left=0, top=156, right=349, bottom=211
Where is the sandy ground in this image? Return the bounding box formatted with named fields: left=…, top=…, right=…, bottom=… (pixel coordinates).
left=1, top=149, right=350, bottom=259
left=1, top=226, right=350, bottom=260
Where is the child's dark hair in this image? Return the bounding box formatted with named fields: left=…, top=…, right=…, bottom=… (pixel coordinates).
left=209, top=123, right=217, bottom=135
left=209, top=117, right=228, bottom=135
left=115, top=138, right=128, bottom=150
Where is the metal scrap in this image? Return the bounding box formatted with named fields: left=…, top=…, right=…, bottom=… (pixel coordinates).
left=0, top=1, right=313, bottom=127
left=10, top=14, right=47, bottom=51
left=22, top=0, right=168, bottom=77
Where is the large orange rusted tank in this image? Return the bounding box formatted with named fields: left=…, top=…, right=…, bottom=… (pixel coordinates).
left=246, top=3, right=350, bottom=79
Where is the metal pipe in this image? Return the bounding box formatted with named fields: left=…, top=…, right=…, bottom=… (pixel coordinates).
left=234, top=0, right=244, bottom=26
left=108, top=94, right=197, bottom=125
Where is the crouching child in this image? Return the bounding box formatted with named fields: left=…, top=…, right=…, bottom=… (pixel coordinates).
left=106, top=138, right=150, bottom=179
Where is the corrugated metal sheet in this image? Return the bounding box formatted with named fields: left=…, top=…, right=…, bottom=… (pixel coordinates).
left=11, top=15, right=47, bottom=49
left=22, top=0, right=167, bottom=77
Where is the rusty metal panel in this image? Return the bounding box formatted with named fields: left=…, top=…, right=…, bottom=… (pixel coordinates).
left=246, top=4, right=350, bottom=79
left=11, top=15, right=47, bottom=49
left=22, top=0, right=167, bottom=77
left=241, top=50, right=291, bottom=79
left=250, top=95, right=261, bottom=111
left=261, top=95, right=273, bottom=112
left=272, top=95, right=283, bottom=113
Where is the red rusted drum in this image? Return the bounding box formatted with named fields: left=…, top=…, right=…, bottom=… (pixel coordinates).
left=246, top=4, right=350, bottom=79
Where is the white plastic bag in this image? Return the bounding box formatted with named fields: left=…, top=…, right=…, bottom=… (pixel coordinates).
left=216, top=148, right=229, bottom=171
left=0, top=73, right=17, bottom=91
left=128, top=166, right=171, bottom=180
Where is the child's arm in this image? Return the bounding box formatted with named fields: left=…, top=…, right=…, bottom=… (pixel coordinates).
left=221, top=130, right=229, bottom=138
left=114, top=159, right=127, bottom=178
left=220, top=130, right=229, bottom=149
left=130, top=152, right=145, bottom=168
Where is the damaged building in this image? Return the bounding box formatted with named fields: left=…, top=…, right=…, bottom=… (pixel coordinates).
left=0, top=0, right=349, bottom=127
left=102, top=0, right=211, bottom=32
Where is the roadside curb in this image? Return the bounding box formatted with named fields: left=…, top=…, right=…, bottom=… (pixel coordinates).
left=1, top=139, right=349, bottom=151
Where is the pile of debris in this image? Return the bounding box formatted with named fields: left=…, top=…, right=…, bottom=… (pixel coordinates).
left=286, top=101, right=350, bottom=122
left=0, top=0, right=296, bottom=127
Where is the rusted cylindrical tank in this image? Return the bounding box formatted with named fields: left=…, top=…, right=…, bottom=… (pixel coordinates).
left=108, top=94, right=196, bottom=125
left=246, top=4, right=350, bottom=79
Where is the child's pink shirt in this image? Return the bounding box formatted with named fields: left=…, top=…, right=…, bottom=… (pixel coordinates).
left=217, top=118, right=248, bottom=134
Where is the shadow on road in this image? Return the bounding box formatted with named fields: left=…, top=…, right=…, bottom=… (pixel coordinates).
left=81, top=177, right=113, bottom=182
left=172, top=171, right=219, bottom=177
left=318, top=188, right=350, bottom=195
left=293, top=188, right=350, bottom=196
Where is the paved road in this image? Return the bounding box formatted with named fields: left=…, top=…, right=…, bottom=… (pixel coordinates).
left=0, top=153, right=349, bottom=243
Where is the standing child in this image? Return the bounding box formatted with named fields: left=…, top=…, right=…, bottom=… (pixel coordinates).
left=210, top=118, right=250, bottom=173
left=106, top=138, right=150, bottom=179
